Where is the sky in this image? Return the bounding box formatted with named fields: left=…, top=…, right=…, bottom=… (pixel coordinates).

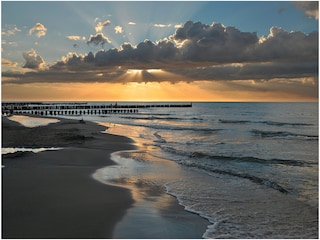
left=1, top=1, right=319, bottom=102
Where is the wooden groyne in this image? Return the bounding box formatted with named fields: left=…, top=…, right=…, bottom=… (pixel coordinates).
left=2, top=102, right=192, bottom=116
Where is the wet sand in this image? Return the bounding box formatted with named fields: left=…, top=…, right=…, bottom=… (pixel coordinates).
left=2, top=116, right=209, bottom=238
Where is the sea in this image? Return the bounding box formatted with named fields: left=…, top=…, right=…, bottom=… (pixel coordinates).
left=6, top=102, right=319, bottom=238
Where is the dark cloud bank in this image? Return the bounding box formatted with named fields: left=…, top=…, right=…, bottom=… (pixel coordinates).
left=3, top=21, right=318, bottom=84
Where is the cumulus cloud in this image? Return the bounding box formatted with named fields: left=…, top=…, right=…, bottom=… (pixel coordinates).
left=87, top=33, right=111, bottom=47
left=22, top=49, right=45, bottom=69
left=172, top=21, right=317, bottom=63
left=3, top=21, right=318, bottom=87
left=27, top=21, right=320, bottom=67
left=293, top=1, right=318, bottom=20
left=29, top=23, right=47, bottom=38
left=172, top=21, right=260, bottom=62
left=114, top=25, right=123, bottom=34
left=95, top=20, right=111, bottom=32
left=254, top=26, right=318, bottom=62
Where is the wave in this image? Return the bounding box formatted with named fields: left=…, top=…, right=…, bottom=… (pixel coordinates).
left=162, top=148, right=292, bottom=193
left=219, top=119, right=314, bottom=127
left=121, top=116, right=180, bottom=120
left=261, top=121, right=313, bottom=126
left=121, top=121, right=223, bottom=132
left=150, top=125, right=221, bottom=132
left=153, top=131, right=166, bottom=143
left=160, top=145, right=291, bottom=193
left=158, top=145, right=316, bottom=193
left=159, top=145, right=314, bottom=167
left=121, top=116, right=203, bottom=121
left=189, top=152, right=313, bottom=167
left=251, top=129, right=318, bottom=140
left=219, top=119, right=250, bottom=124
left=184, top=162, right=289, bottom=194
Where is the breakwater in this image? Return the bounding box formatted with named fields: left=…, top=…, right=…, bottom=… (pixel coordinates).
left=2, top=102, right=192, bottom=116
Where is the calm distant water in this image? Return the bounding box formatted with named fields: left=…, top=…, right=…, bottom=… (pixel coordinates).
left=29, top=102, right=320, bottom=238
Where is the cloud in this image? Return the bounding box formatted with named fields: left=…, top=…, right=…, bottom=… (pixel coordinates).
left=255, top=26, right=318, bottom=61
left=172, top=21, right=317, bottom=63
left=95, top=20, right=111, bottom=32
left=114, top=25, right=123, bottom=34
left=3, top=21, right=318, bottom=86
left=2, top=58, right=18, bottom=67
left=66, top=35, right=83, bottom=41
left=29, top=23, right=47, bottom=38
left=2, top=40, right=18, bottom=46
left=166, top=61, right=318, bottom=82
left=293, top=1, right=318, bottom=20
left=22, top=49, right=46, bottom=69
left=153, top=24, right=172, bottom=28
left=171, top=21, right=260, bottom=62
left=128, top=22, right=136, bottom=25
left=2, top=25, right=21, bottom=36
left=87, top=33, right=111, bottom=47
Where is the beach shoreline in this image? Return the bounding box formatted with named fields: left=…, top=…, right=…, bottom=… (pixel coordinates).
left=2, top=115, right=209, bottom=239
left=2, top=116, right=136, bottom=238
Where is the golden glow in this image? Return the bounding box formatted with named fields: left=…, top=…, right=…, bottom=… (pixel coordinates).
left=4, top=65, right=314, bottom=102
left=127, top=69, right=142, bottom=74
left=146, top=69, right=162, bottom=73
left=2, top=78, right=317, bottom=102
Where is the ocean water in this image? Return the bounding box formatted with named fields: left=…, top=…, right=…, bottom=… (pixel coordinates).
left=12, top=102, right=318, bottom=238
left=95, top=102, right=318, bottom=238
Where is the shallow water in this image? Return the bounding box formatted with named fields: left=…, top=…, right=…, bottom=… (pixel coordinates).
left=93, top=151, right=209, bottom=238
left=7, top=115, right=60, bottom=127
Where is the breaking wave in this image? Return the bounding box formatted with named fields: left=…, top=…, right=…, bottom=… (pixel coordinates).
left=184, top=162, right=289, bottom=194
left=251, top=129, right=318, bottom=140
left=188, top=151, right=313, bottom=167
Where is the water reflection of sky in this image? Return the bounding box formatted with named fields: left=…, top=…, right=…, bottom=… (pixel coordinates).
left=92, top=150, right=209, bottom=238
left=8, top=115, right=59, bottom=127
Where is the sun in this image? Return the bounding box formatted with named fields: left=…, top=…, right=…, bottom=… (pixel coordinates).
left=127, top=69, right=142, bottom=74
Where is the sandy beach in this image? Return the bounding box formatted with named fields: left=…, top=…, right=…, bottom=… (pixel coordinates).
left=2, top=116, right=137, bottom=238
left=2, top=116, right=209, bottom=238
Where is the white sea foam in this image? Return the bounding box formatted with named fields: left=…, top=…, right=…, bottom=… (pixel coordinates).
left=2, top=147, right=62, bottom=154
left=7, top=115, right=60, bottom=127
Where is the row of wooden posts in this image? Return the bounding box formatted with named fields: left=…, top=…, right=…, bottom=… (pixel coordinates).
left=2, top=103, right=192, bottom=116
left=9, top=109, right=139, bottom=116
